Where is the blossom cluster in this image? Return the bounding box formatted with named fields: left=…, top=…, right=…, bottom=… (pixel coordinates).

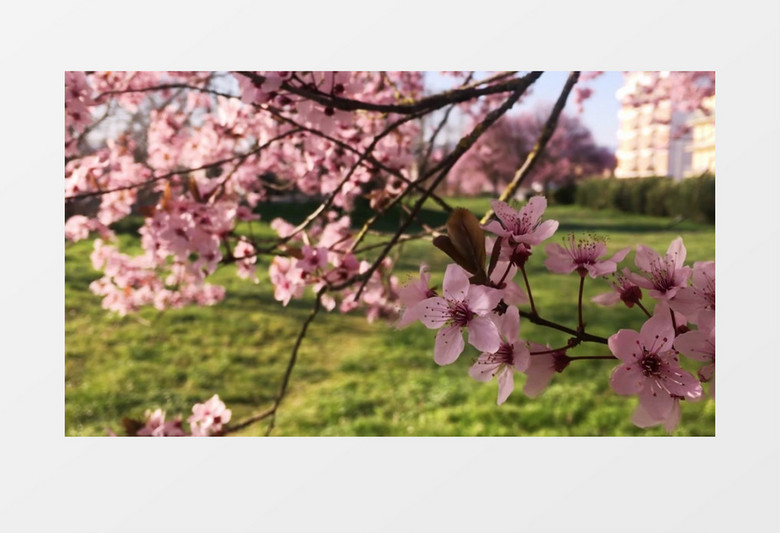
left=398, top=197, right=714, bottom=432
left=65, top=71, right=420, bottom=319
left=111, top=394, right=232, bottom=437
left=267, top=213, right=400, bottom=320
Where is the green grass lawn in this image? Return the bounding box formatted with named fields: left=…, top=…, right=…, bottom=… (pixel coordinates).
left=65, top=198, right=715, bottom=436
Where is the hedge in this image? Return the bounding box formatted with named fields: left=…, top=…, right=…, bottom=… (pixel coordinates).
left=573, top=174, right=715, bottom=223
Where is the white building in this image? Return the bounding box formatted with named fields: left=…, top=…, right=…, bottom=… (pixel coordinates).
left=614, top=72, right=705, bottom=180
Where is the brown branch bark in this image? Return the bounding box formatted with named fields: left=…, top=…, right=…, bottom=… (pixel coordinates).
left=236, top=71, right=542, bottom=116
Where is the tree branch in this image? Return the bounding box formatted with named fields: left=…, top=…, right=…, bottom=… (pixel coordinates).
left=345, top=81, right=538, bottom=298
left=223, top=291, right=323, bottom=435
left=236, top=71, right=542, bottom=115
left=64, top=128, right=301, bottom=201
left=480, top=71, right=580, bottom=224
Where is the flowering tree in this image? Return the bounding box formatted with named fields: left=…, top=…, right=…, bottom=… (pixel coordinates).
left=65, top=70, right=714, bottom=435
left=447, top=110, right=616, bottom=196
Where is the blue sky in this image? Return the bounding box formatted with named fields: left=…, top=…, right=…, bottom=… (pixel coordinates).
left=424, top=71, right=624, bottom=151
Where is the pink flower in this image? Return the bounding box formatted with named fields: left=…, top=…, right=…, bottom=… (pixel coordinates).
left=628, top=237, right=691, bottom=301
left=395, top=264, right=438, bottom=328
left=188, top=394, right=232, bottom=436
left=296, top=245, right=329, bottom=274
left=136, top=408, right=186, bottom=437
left=483, top=196, right=559, bottom=246
left=609, top=303, right=702, bottom=425
left=669, top=260, right=714, bottom=327
left=484, top=237, right=529, bottom=306
left=419, top=264, right=502, bottom=365
left=269, top=256, right=305, bottom=306
left=489, top=260, right=529, bottom=306
left=632, top=398, right=682, bottom=433
left=522, top=343, right=571, bottom=398
left=544, top=234, right=630, bottom=278
left=233, top=240, right=258, bottom=283
left=674, top=316, right=715, bottom=399
left=469, top=306, right=531, bottom=404
left=591, top=268, right=644, bottom=308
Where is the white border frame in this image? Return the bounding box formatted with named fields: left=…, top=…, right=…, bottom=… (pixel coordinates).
left=2, top=1, right=778, bottom=531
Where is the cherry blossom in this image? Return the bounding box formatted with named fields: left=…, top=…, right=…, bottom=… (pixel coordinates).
left=484, top=237, right=529, bottom=305
left=628, top=237, right=691, bottom=301
left=233, top=240, right=259, bottom=283
left=136, top=408, right=186, bottom=437
left=395, top=264, right=438, bottom=328
left=269, top=256, right=306, bottom=306
left=189, top=394, right=232, bottom=436
left=488, top=260, right=528, bottom=306
left=669, top=260, right=715, bottom=327
left=418, top=264, right=502, bottom=365
left=608, top=304, right=702, bottom=425
left=468, top=306, right=531, bottom=404
left=675, top=313, right=715, bottom=399
left=591, top=268, right=644, bottom=308
left=544, top=234, right=630, bottom=278
left=483, top=197, right=559, bottom=247
left=522, top=343, right=570, bottom=398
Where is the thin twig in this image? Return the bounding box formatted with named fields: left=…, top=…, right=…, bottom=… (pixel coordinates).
left=348, top=80, right=539, bottom=299
left=223, top=291, right=323, bottom=435
left=480, top=71, right=580, bottom=225
left=518, top=309, right=608, bottom=345
left=65, top=128, right=301, bottom=201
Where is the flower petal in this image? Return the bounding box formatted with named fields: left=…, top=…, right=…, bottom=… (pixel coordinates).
left=608, top=329, right=643, bottom=363
left=626, top=271, right=654, bottom=290
left=501, top=305, right=521, bottom=341
left=442, top=263, right=470, bottom=301
left=482, top=220, right=510, bottom=237
left=496, top=367, right=515, bottom=405
left=667, top=236, right=687, bottom=269
left=668, top=287, right=702, bottom=317
left=634, top=244, right=660, bottom=273
left=610, top=246, right=632, bottom=264
left=467, top=285, right=503, bottom=315
left=434, top=326, right=465, bottom=365
left=523, top=352, right=555, bottom=398
left=638, top=380, right=674, bottom=420
left=395, top=302, right=423, bottom=329
left=530, top=219, right=559, bottom=244
left=524, top=196, right=547, bottom=224
left=467, top=316, right=501, bottom=353
left=639, top=305, right=676, bottom=352
left=588, top=261, right=618, bottom=277
left=544, top=244, right=576, bottom=274
left=592, top=291, right=621, bottom=306
left=660, top=364, right=702, bottom=400
left=631, top=402, right=662, bottom=428
left=662, top=399, right=681, bottom=432
left=512, top=342, right=531, bottom=373
left=417, top=297, right=450, bottom=329
left=674, top=330, right=715, bottom=363
left=502, top=280, right=529, bottom=306
left=610, top=364, right=645, bottom=395
left=490, top=200, right=517, bottom=233
left=469, top=356, right=501, bottom=382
